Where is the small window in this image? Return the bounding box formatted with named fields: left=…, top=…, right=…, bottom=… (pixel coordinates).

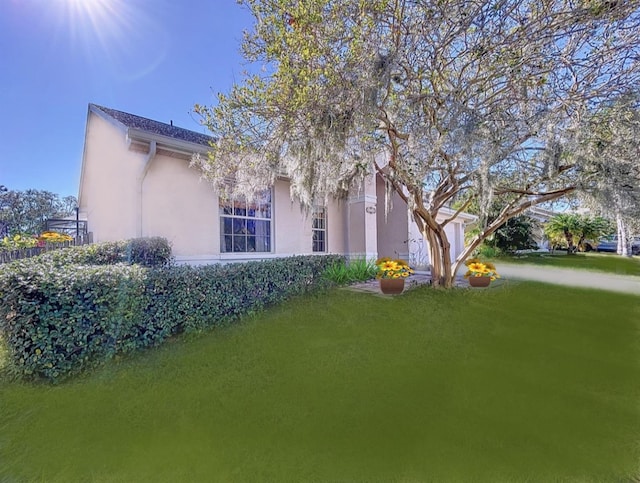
left=220, top=191, right=272, bottom=253
left=312, top=207, right=327, bottom=253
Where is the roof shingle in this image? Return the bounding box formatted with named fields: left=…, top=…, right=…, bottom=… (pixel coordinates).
left=91, top=104, right=213, bottom=147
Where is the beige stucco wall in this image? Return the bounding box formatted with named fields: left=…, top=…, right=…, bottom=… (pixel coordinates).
left=78, top=112, right=141, bottom=243
left=79, top=110, right=478, bottom=268
left=326, top=197, right=347, bottom=254
left=79, top=112, right=349, bottom=263
left=273, top=180, right=348, bottom=256
left=142, top=153, right=217, bottom=257
left=345, top=175, right=378, bottom=260
left=273, top=179, right=307, bottom=254
left=376, top=176, right=409, bottom=260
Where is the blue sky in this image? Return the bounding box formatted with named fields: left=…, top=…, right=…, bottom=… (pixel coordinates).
left=0, top=0, right=254, bottom=198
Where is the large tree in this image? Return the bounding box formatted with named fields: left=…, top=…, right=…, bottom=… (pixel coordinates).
left=570, top=94, right=640, bottom=255
left=459, top=196, right=540, bottom=254
left=0, top=189, right=77, bottom=235
left=488, top=215, right=540, bottom=254
left=193, top=0, right=640, bottom=287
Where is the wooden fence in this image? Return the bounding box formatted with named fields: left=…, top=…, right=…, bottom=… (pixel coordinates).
left=0, top=234, right=93, bottom=265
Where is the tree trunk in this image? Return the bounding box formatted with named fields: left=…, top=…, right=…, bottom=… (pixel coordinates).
left=616, top=211, right=630, bottom=257
left=437, top=228, right=453, bottom=286
left=564, top=229, right=576, bottom=254
left=426, top=228, right=443, bottom=285
left=417, top=213, right=455, bottom=288
left=407, top=185, right=575, bottom=289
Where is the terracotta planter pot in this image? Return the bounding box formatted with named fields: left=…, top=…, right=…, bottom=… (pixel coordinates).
left=468, top=276, right=491, bottom=287
left=379, top=278, right=405, bottom=294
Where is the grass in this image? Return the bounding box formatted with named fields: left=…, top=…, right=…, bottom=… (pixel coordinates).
left=495, top=251, right=640, bottom=276
left=1, top=282, right=639, bottom=481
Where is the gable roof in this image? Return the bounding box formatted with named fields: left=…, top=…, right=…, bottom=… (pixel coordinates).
left=89, top=103, right=213, bottom=147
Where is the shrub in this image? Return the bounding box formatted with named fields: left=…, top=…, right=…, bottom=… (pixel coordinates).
left=323, top=259, right=351, bottom=284
left=25, top=237, right=173, bottom=268
left=38, top=241, right=129, bottom=266
left=323, top=257, right=377, bottom=285
left=0, top=260, right=146, bottom=380
left=347, top=257, right=378, bottom=281
left=0, top=254, right=341, bottom=382
left=475, top=244, right=501, bottom=259
left=0, top=334, right=8, bottom=373
left=0, top=234, right=38, bottom=252
left=125, top=237, right=173, bottom=267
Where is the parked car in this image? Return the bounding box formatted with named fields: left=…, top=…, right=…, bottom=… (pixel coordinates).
left=596, top=236, right=640, bottom=255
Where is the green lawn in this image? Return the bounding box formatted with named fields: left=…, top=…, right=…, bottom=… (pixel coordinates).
left=495, top=251, right=640, bottom=276
left=1, top=283, right=639, bottom=482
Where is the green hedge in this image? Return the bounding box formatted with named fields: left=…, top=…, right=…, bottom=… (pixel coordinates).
left=33, top=237, right=173, bottom=267
left=0, top=254, right=342, bottom=382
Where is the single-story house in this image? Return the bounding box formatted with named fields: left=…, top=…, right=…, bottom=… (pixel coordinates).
left=525, top=206, right=559, bottom=251
left=78, top=104, right=475, bottom=268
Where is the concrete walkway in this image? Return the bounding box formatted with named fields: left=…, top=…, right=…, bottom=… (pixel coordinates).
left=346, top=271, right=465, bottom=296
left=345, top=265, right=640, bottom=296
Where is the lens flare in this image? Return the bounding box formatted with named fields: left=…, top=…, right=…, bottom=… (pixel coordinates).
left=53, top=0, right=168, bottom=81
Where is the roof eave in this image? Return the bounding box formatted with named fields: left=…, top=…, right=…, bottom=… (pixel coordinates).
left=437, top=206, right=478, bottom=222
left=127, top=128, right=212, bottom=156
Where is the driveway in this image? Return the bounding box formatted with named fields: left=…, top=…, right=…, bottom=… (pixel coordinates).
left=493, top=263, right=640, bottom=295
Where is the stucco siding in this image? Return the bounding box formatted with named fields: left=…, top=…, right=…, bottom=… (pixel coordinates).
left=376, top=176, right=409, bottom=260
left=271, top=180, right=349, bottom=256
left=345, top=175, right=378, bottom=260
left=80, top=112, right=141, bottom=243
left=273, top=180, right=308, bottom=254
left=79, top=104, right=477, bottom=267
left=326, top=197, right=346, bottom=254
left=142, top=154, right=217, bottom=257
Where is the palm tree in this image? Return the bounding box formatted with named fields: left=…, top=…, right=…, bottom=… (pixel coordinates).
left=544, top=214, right=612, bottom=254
left=544, top=214, right=580, bottom=253
left=575, top=216, right=612, bottom=252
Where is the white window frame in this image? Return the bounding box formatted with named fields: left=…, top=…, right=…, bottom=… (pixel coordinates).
left=219, top=190, right=273, bottom=253
left=312, top=206, right=327, bottom=253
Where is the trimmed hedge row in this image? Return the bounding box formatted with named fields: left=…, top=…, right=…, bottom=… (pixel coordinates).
left=0, top=262, right=147, bottom=381
left=32, top=237, right=173, bottom=268
left=0, top=254, right=342, bottom=382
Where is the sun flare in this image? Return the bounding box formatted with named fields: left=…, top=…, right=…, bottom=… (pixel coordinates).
left=56, top=0, right=116, bottom=23
left=52, top=0, right=168, bottom=81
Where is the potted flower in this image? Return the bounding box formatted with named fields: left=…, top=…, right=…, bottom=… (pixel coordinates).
left=463, top=258, right=500, bottom=287
left=375, top=257, right=414, bottom=294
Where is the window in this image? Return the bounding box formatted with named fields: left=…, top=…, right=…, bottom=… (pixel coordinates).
left=220, top=191, right=272, bottom=253
left=312, top=207, right=327, bottom=252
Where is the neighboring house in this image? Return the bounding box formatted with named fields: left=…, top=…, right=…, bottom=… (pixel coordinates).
left=526, top=206, right=559, bottom=251
left=78, top=104, right=473, bottom=267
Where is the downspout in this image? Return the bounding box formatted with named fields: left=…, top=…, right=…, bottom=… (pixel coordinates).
left=138, top=140, right=157, bottom=238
